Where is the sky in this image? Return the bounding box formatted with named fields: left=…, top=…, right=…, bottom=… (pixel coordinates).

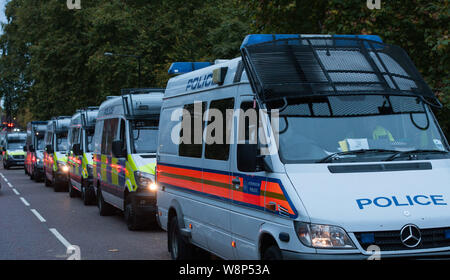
left=0, top=0, right=7, bottom=34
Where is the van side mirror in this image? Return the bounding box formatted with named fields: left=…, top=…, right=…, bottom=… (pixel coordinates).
left=23, top=145, right=27, bottom=152
left=73, top=144, right=82, bottom=156
left=45, top=144, right=54, bottom=153
left=237, top=142, right=263, bottom=172
left=112, top=140, right=126, bottom=158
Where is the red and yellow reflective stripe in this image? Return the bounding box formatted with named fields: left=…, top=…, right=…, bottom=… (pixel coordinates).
left=157, top=164, right=296, bottom=218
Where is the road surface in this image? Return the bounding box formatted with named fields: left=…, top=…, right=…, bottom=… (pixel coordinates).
left=0, top=166, right=170, bottom=260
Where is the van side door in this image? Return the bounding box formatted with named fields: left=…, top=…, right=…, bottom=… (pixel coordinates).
left=100, top=118, right=120, bottom=206
left=202, top=96, right=235, bottom=259
left=111, top=118, right=128, bottom=204
left=230, top=96, right=268, bottom=259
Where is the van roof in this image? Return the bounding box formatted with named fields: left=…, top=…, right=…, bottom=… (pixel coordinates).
left=47, top=117, right=71, bottom=132
left=97, top=91, right=164, bottom=120
left=71, top=108, right=99, bottom=128
left=165, top=57, right=245, bottom=99
left=6, top=132, right=26, bottom=140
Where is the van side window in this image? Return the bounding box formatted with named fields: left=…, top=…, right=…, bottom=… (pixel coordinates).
left=237, top=101, right=259, bottom=172
left=205, top=98, right=234, bottom=161
left=179, top=102, right=206, bottom=158
left=101, top=118, right=119, bottom=156
left=119, top=119, right=127, bottom=154
left=158, top=107, right=180, bottom=155
left=93, top=120, right=103, bottom=154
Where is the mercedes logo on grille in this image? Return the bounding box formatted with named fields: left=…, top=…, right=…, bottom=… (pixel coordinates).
left=400, top=224, right=421, bottom=248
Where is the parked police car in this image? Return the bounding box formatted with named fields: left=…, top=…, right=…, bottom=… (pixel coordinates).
left=156, top=34, right=450, bottom=260
left=92, top=89, right=164, bottom=230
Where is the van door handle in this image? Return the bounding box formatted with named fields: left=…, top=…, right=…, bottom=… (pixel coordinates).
left=232, top=178, right=240, bottom=189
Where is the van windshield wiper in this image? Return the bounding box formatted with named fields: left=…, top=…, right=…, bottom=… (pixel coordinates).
left=384, top=149, right=449, bottom=161
left=317, top=149, right=398, bottom=163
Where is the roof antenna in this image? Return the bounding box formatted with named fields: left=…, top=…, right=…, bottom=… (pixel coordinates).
left=318, top=20, right=331, bottom=56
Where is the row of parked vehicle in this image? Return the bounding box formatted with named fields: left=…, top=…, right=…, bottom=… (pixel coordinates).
left=2, top=34, right=450, bottom=260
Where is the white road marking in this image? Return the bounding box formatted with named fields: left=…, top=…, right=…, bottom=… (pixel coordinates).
left=20, top=197, right=30, bottom=206
left=49, top=228, right=72, bottom=249
left=30, top=209, right=46, bottom=222
left=7, top=182, right=13, bottom=188
left=12, top=188, right=20, bottom=195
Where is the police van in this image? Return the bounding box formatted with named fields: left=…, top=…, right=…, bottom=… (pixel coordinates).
left=92, top=89, right=164, bottom=230
left=44, top=117, right=71, bottom=192
left=156, top=34, right=450, bottom=260
left=2, top=132, right=27, bottom=169
left=67, top=107, right=99, bottom=204
left=25, top=121, right=48, bottom=181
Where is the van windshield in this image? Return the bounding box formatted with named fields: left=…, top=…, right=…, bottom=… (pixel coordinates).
left=56, top=132, right=68, bottom=152
left=85, top=129, right=95, bottom=152
left=270, top=95, right=449, bottom=163
left=36, top=136, right=45, bottom=150
left=131, top=119, right=158, bottom=154
left=7, top=141, right=25, bottom=150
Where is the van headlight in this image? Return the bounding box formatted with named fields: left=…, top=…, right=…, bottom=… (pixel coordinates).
left=134, top=171, right=157, bottom=192
left=295, top=222, right=355, bottom=249
left=58, top=162, right=69, bottom=173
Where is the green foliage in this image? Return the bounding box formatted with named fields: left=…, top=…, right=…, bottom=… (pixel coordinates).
left=0, top=0, right=250, bottom=123
left=0, top=0, right=447, bottom=140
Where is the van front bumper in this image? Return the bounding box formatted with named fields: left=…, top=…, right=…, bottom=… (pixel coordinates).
left=281, top=249, right=450, bottom=260
left=5, top=158, right=25, bottom=166
left=55, top=171, right=69, bottom=184
left=34, top=164, right=45, bottom=178
left=130, top=192, right=157, bottom=216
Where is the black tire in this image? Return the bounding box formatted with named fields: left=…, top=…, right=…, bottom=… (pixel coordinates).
left=33, top=171, right=40, bottom=182
left=81, top=185, right=92, bottom=205
left=97, top=187, right=114, bottom=216
left=29, top=168, right=34, bottom=180
left=168, top=216, right=193, bottom=260
left=124, top=196, right=144, bottom=231
left=44, top=173, right=51, bottom=187
left=68, top=180, right=78, bottom=198
left=53, top=174, right=67, bottom=192
left=262, top=245, right=283, bottom=260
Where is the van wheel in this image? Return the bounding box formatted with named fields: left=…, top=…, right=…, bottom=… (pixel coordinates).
left=168, top=216, right=192, bottom=260
left=81, top=185, right=95, bottom=205
left=262, top=245, right=283, bottom=260
left=68, top=180, right=78, bottom=198
left=44, top=173, right=51, bottom=187
left=52, top=175, right=60, bottom=192
left=97, top=188, right=114, bottom=216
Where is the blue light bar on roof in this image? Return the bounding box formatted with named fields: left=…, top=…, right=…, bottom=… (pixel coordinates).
left=168, top=62, right=212, bottom=75
left=240, top=34, right=383, bottom=48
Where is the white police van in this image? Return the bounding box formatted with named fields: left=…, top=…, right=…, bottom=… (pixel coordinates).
left=156, top=34, right=450, bottom=260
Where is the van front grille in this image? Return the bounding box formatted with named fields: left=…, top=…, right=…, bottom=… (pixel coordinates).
left=355, top=227, right=450, bottom=251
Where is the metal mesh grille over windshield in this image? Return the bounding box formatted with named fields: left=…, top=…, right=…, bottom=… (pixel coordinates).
left=241, top=37, right=438, bottom=106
